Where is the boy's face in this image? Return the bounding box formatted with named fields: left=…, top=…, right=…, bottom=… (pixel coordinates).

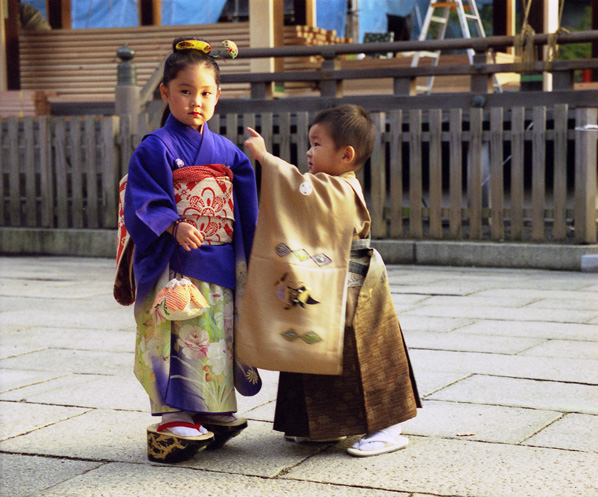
left=307, top=124, right=354, bottom=176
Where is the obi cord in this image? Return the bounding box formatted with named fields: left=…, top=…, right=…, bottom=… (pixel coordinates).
left=175, top=39, right=239, bottom=59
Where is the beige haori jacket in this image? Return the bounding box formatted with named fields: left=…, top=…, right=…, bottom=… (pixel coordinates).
left=237, top=153, right=371, bottom=375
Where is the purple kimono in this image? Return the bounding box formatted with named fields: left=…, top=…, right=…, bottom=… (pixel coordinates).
left=124, top=114, right=260, bottom=414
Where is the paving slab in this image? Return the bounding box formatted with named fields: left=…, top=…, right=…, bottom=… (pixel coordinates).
left=0, top=308, right=134, bottom=331
left=474, top=287, right=598, bottom=302
left=457, top=320, right=598, bottom=341
left=283, top=436, right=598, bottom=497
left=518, top=339, right=598, bottom=359
left=0, top=401, right=90, bottom=441
left=428, top=375, right=598, bottom=414
left=0, top=369, right=65, bottom=392
left=398, top=315, right=475, bottom=333
left=405, top=331, right=544, bottom=354
left=1, top=374, right=148, bottom=411
left=0, top=453, right=102, bottom=497
left=407, top=370, right=470, bottom=397
left=0, top=328, right=135, bottom=358
left=35, top=462, right=409, bottom=497
left=0, top=349, right=133, bottom=376
left=522, top=413, right=598, bottom=452
left=421, top=294, right=540, bottom=308
left=404, top=304, right=598, bottom=324
left=402, top=399, right=562, bottom=444
left=525, top=297, right=598, bottom=311
left=0, top=408, right=151, bottom=462
left=410, top=349, right=598, bottom=384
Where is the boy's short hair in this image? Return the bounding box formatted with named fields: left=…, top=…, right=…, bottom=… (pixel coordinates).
left=311, top=104, right=376, bottom=170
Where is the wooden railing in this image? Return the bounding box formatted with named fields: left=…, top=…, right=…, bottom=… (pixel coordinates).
left=1, top=31, right=597, bottom=245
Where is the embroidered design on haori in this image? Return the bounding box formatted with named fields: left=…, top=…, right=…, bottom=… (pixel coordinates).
left=275, top=272, right=320, bottom=310
left=275, top=243, right=331, bottom=267
left=281, top=328, right=323, bottom=344
left=299, top=181, right=313, bottom=195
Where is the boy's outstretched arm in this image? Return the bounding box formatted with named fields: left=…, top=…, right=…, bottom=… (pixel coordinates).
left=244, top=127, right=267, bottom=163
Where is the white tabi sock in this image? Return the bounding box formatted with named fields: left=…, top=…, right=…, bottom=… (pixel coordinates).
left=161, top=411, right=208, bottom=437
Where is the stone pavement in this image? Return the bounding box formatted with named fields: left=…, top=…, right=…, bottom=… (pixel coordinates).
left=0, top=256, right=597, bottom=497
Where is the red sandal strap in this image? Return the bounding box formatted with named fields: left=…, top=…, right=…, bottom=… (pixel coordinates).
left=157, top=421, right=202, bottom=432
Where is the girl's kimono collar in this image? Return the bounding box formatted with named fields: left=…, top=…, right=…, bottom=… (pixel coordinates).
left=164, top=113, right=212, bottom=143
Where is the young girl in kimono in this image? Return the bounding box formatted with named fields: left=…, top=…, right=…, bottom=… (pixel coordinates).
left=240, top=104, right=421, bottom=457
left=121, top=37, right=259, bottom=463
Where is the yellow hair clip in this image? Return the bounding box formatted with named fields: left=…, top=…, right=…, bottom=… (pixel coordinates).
left=175, top=39, right=211, bottom=54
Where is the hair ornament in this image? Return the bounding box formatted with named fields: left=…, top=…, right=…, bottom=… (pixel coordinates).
left=175, top=39, right=211, bottom=54
left=219, top=40, right=239, bottom=59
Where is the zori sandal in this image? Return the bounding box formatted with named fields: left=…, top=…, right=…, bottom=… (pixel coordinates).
left=146, top=422, right=214, bottom=463
left=346, top=431, right=409, bottom=457
left=193, top=414, right=248, bottom=450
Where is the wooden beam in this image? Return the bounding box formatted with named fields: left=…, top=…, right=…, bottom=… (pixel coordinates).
left=4, top=0, right=20, bottom=89
left=139, top=0, right=160, bottom=26
left=46, top=0, right=71, bottom=29
left=593, top=0, right=598, bottom=80
left=292, top=0, right=315, bottom=27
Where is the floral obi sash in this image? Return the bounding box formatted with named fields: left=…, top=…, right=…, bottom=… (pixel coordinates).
left=173, top=164, right=234, bottom=245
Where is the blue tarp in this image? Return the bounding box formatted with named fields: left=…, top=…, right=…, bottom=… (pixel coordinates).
left=21, top=0, right=227, bottom=29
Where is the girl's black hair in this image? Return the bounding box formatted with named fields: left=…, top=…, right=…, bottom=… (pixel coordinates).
left=160, top=36, right=221, bottom=127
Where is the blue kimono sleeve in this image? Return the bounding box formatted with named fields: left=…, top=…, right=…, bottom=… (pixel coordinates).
left=124, top=136, right=181, bottom=302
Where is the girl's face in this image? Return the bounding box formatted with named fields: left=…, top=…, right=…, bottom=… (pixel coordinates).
left=160, top=63, right=221, bottom=131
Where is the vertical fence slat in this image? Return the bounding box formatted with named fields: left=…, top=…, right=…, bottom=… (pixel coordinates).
left=70, top=117, right=84, bottom=229
left=211, top=114, right=221, bottom=136
left=54, top=118, right=69, bottom=229
left=85, top=115, right=99, bottom=229
left=370, top=112, right=387, bottom=238
left=510, top=107, right=525, bottom=240
left=279, top=112, right=291, bottom=163
left=531, top=106, right=546, bottom=241
left=468, top=108, right=483, bottom=239
left=101, top=116, right=120, bottom=229
left=429, top=108, right=442, bottom=239
left=119, top=114, right=133, bottom=181
left=24, top=117, right=36, bottom=227
left=243, top=113, right=256, bottom=169
left=261, top=113, right=273, bottom=156
left=490, top=107, right=504, bottom=240
left=389, top=109, right=403, bottom=238
left=449, top=108, right=463, bottom=239
left=574, top=107, right=598, bottom=243
left=409, top=109, right=423, bottom=238
left=296, top=111, right=309, bottom=173
left=552, top=104, right=569, bottom=240
left=225, top=113, right=239, bottom=149
left=8, top=117, right=21, bottom=227
left=39, top=116, right=53, bottom=228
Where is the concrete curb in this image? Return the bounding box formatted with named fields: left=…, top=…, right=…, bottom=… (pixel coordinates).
left=2, top=228, right=597, bottom=272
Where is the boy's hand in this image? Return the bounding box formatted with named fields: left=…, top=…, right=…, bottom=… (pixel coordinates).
left=244, top=127, right=267, bottom=163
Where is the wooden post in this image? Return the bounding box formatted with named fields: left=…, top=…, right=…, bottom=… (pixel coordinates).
left=292, top=0, right=315, bottom=26
left=46, top=0, right=71, bottom=29
left=574, top=108, right=598, bottom=244
left=593, top=0, right=598, bottom=81
left=249, top=0, right=284, bottom=98
left=139, top=0, right=161, bottom=26
left=3, top=0, right=20, bottom=89
left=0, top=0, right=8, bottom=91
left=492, top=0, right=515, bottom=54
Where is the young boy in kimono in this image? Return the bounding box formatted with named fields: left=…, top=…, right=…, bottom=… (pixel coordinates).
left=239, top=104, right=421, bottom=457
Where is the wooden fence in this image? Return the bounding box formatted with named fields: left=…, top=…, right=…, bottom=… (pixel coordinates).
left=1, top=104, right=596, bottom=244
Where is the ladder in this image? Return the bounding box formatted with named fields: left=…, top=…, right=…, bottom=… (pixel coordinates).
left=411, top=0, right=501, bottom=94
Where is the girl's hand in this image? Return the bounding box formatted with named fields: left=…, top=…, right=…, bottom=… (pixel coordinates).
left=170, top=221, right=204, bottom=251
left=244, top=127, right=267, bottom=162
